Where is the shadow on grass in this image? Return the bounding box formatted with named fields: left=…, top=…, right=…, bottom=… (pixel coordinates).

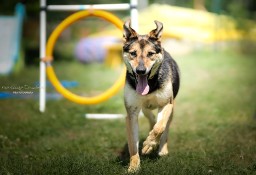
left=116, top=139, right=161, bottom=167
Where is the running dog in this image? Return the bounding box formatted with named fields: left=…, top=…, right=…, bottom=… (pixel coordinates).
left=122, top=20, right=180, bottom=173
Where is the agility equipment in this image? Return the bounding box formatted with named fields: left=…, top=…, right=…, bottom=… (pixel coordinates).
left=39, top=0, right=138, bottom=111
left=45, top=10, right=126, bottom=105
left=85, top=113, right=125, bottom=119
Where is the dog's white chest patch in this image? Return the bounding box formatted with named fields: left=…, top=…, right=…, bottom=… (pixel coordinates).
left=124, top=81, right=173, bottom=110
left=142, top=85, right=172, bottom=109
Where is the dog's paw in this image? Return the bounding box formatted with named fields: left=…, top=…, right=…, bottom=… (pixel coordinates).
left=128, top=155, right=140, bottom=173
left=158, top=149, right=169, bottom=156
left=158, top=151, right=169, bottom=157
left=141, top=138, right=158, bottom=155
left=128, top=165, right=140, bottom=174
left=158, top=142, right=169, bottom=156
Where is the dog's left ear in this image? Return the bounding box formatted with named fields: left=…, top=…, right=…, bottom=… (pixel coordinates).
left=149, top=20, right=163, bottom=41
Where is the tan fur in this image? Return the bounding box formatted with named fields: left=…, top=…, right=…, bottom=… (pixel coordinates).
left=123, top=20, right=177, bottom=173
left=124, top=79, right=174, bottom=172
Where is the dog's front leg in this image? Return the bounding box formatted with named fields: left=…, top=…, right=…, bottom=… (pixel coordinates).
left=142, top=107, right=156, bottom=131
left=126, top=106, right=141, bottom=173
left=142, top=102, right=173, bottom=155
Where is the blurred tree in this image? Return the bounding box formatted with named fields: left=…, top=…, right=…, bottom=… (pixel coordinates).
left=47, top=0, right=129, bottom=5
left=193, top=0, right=206, bottom=11
left=221, top=0, right=255, bottom=20
left=1, top=0, right=254, bottom=62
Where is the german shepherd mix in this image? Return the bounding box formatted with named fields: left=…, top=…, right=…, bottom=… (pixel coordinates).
left=122, top=20, right=180, bottom=173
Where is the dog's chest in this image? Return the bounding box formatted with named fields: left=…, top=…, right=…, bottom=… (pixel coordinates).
left=141, top=95, right=160, bottom=110
left=124, top=82, right=172, bottom=110
left=141, top=86, right=171, bottom=109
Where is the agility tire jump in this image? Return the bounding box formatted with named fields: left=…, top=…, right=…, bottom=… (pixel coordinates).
left=45, top=10, right=126, bottom=105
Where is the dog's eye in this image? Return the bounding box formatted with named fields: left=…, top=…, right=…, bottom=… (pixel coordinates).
left=147, top=51, right=155, bottom=57
left=129, top=51, right=137, bottom=57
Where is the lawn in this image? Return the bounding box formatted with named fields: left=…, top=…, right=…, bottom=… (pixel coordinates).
left=0, top=50, right=256, bottom=174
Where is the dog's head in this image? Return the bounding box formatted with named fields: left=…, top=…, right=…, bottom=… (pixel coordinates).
left=122, top=20, right=164, bottom=95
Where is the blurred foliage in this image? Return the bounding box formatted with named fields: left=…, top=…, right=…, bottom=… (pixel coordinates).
left=1, top=0, right=255, bottom=19
left=0, top=0, right=255, bottom=64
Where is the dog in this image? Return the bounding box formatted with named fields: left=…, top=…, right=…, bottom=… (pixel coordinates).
left=122, top=20, right=180, bottom=173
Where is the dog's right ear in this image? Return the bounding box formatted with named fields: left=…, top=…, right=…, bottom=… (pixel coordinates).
left=123, top=20, right=137, bottom=41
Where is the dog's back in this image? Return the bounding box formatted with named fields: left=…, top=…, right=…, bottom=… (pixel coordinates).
left=163, top=50, right=180, bottom=98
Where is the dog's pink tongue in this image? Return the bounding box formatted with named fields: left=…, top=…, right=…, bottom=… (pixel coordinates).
left=136, top=75, right=149, bottom=95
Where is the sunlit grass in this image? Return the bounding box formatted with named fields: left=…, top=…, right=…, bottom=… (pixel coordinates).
left=0, top=50, right=255, bottom=174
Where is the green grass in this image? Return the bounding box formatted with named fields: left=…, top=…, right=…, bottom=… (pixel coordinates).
left=0, top=50, right=256, bottom=174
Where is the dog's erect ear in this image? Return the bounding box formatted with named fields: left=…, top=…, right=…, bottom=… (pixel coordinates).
left=123, top=20, right=137, bottom=41
left=149, top=20, right=163, bottom=41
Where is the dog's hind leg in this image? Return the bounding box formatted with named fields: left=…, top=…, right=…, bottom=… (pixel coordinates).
left=142, top=102, right=173, bottom=155
left=126, top=106, right=141, bottom=173
left=142, top=107, right=156, bottom=131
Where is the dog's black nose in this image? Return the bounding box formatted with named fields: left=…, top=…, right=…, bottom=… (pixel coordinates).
left=136, top=66, right=146, bottom=75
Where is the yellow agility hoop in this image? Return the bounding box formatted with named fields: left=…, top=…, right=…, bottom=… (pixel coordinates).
left=45, top=10, right=126, bottom=105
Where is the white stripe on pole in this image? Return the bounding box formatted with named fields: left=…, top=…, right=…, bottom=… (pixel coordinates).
left=39, top=0, right=46, bottom=112
left=47, top=4, right=130, bottom=11
left=85, top=114, right=125, bottom=119
left=130, top=0, right=138, bottom=31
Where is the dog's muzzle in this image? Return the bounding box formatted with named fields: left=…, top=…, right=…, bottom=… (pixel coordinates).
left=135, top=66, right=146, bottom=75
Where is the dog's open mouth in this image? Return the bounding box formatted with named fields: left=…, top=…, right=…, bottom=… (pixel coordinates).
left=136, top=74, right=149, bottom=95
